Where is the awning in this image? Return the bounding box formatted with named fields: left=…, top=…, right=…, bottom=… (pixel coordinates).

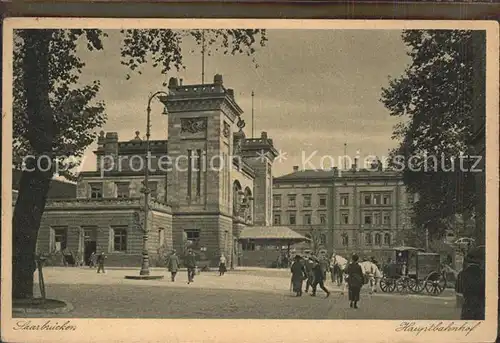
left=392, top=246, right=425, bottom=252
left=238, top=226, right=310, bottom=243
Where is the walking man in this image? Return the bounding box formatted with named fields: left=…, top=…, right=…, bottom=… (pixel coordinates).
left=346, top=254, right=365, bottom=308
left=167, top=249, right=180, bottom=282
left=304, top=255, right=315, bottom=293
left=185, top=249, right=197, bottom=284
left=310, top=257, right=330, bottom=298
left=96, top=252, right=106, bottom=274
left=459, top=247, right=485, bottom=320
left=219, top=253, right=227, bottom=276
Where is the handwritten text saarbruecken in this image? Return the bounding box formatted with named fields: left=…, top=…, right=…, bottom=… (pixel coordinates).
left=14, top=320, right=77, bottom=331
left=395, top=321, right=481, bottom=336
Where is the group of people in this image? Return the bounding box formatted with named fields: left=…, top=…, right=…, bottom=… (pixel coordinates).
left=290, top=251, right=383, bottom=308
left=166, top=249, right=228, bottom=283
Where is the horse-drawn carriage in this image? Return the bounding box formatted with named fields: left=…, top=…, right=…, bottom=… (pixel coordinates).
left=379, top=246, right=447, bottom=296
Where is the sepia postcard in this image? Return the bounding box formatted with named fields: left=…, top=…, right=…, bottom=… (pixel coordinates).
left=1, top=18, right=499, bottom=343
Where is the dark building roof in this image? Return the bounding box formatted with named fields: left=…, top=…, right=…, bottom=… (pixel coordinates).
left=274, top=168, right=402, bottom=183
left=12, top=169, right=77, bottom=199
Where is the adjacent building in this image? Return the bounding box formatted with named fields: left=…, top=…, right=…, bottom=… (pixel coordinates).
left=271, top=162, right=414, bottom=261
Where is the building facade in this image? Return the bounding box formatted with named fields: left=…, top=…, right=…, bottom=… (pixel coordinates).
left=34, top=74, right=277, bottom=267
left=272, top=162, right=414, bottom=261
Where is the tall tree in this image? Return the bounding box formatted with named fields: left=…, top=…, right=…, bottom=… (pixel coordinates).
left=380, top=30, right=481, bottom=242
left=12, top=28, right=267, bottom=299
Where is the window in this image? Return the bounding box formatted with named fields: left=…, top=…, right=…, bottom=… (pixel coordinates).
left=341, top=233, right=349, bottom=247
left=242, top=241, right=255, bottom=251
left=319, top=195, right=327, bottom=207
left=90, top=183, right=103, bottom=199
left=341, top=211, right=349, bottom=224
left=320, top=234, right=327, bottom=245
left=158, top=228, right=165, bottom=246
left=289, top=213, right=296, bottom=225
left=304, top=214, right=312, bottom=225
left=375, top=233, right=382, bottom=246
left=383, top=194, right=391, bottom=205
left=184, top=229, right=200, bottom=248
left=364, top=214, right=372, bottom=225
left=373, top=194, right=381, bottom=205
left=319, top=214, right=326, bottom=224
left=383, top=213, right=391, bottom=225
left=288, top=195, right=296, bottom=207
left=384, top=233, right=391, bottom=245
left=364, top=194, right=371, bottom=205
left=148, top=182, right=158, bottom=199
left=365, top=233, right=372, bottom=245
left=116, top=182, right=130, bottom=198
left=374, top=212, right=381, bottom=225
left=52, top=227, right=68, bottom=252
left=340, top=194, right=349, bottom=206
left=273, top=195, right=282, bottom=207
left=303, top=194, right=312, bottom=207
left=274, top=214, right=281, bottom=225
left=113, top=227, right=127, bottom=252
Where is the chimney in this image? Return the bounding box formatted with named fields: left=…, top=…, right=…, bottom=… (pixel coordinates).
left=168, top=77, right=178, bottom=88
left=293, top=166, right=299, bottom=172
left=261, top=131, right=268, bottom=139
left=214, top=74, right=223, bottom=85
left=104, top=132, right=119, bottom=171
left=179, top=78, right=183, bottom=86
left=227, top=88, right=234, bottom=99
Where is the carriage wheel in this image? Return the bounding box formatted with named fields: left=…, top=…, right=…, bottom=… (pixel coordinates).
left=380, top=278, right=395, bottom=293
left=424, top=272, right=447, bottom=296
left=396, top=277, right=410, bottom=294
left=408, top=278, right=425, bottom=294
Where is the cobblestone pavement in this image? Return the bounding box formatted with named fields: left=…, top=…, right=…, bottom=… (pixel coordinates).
left=19, top=267, right=459, bottom=319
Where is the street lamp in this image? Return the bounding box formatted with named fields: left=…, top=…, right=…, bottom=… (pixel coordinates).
left=140, top=91, right=169, bottom=276
left=125, top=91, right=168, bottom=281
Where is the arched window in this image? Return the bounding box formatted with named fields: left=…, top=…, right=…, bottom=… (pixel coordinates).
left=320, top=234, right=327, bottom=245
left=244, top=187, right=253, bottom=223
left=341, top=233, right=349, bottom=247
left=384, top=233, right=391, bottom=246
left=375, top=233, right=382, bottom=246
left=233, top=181, right=242, bottom=216
left=365, top=233, right=372, bottom=245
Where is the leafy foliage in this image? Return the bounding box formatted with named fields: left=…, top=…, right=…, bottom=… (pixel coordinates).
left=13, top=29, right=107, bottom=180
left=120, top=29, right=267, bottom=84
left=381, top=30, right=483, bottom=238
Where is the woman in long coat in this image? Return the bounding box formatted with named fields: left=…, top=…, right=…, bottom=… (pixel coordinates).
left=346, top=253, right=365, bottom=309
left=167, top=250, right=180, bottom=282
left=290, top=255, right=307, bottom=296
left=460, top=247, right=485, bottom=320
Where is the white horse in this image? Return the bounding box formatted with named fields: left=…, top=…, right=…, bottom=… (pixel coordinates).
left=360, top=260, right=382, bottom=294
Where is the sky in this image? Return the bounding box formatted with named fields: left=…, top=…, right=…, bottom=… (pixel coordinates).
left=75, top=29, right=411, bottom=177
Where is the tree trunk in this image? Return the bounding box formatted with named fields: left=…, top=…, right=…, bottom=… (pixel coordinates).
left=12, top=29, right=54, bottom=299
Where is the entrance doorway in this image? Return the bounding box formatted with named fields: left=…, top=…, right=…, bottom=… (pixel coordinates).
left=83, top=227, right=97, bottom=265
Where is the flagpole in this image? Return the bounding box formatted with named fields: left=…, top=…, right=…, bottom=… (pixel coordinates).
left=251, top=90, right=255, bottom=138
left=201, top=30, right=205, bottom=84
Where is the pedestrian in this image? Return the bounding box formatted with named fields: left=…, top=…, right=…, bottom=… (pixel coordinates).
left=290, top=254, right=307, bottom=297
left=167, top=249, right=180, bottom=282
left=185, top=249, right=197, bottom=284
left=96, top=252, right=106, bottom=274
left=310, top=257, right=330, bottom=298
left=346, top=253, right=364, bottom=309
left=219, top=253, right=227, bottom=276
left=459, top=247, right=485, bottom=320
left=318, top=252, right=329, bottom=281
left=89, top=252, right=97, bottom=268
left=304, top=255, right=315, bottom=293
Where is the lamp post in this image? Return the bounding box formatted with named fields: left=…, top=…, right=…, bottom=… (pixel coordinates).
left=126, top=91, right=168, bottom=280
left=139, top=91, right=170, bottom=276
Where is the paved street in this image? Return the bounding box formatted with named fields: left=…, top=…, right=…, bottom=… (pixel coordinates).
left=17, top=267, right=459, bottom=319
